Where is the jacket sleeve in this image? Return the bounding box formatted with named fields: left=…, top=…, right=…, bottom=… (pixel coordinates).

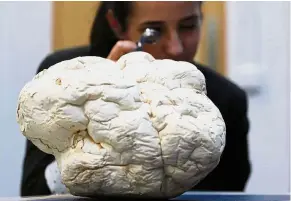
left=20, top=56, right=59, bottom=196
left=21, top=140, right=55, bottom=196
left=218, top=90, right=251, bottom=190
left=194, top=90, right=251, bottom=191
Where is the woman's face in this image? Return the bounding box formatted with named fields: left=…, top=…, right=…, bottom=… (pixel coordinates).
left=124, top=1, right=202, bottom=62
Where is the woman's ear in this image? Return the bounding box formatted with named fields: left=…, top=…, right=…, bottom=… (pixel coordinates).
left=106, top=9, right=125, bottom=39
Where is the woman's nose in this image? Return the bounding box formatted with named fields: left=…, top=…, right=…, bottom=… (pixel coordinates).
left=164, top=31, right=184, bottom=57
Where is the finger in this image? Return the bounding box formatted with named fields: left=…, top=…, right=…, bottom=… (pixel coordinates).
left=107, top=41, right=137, bottom=61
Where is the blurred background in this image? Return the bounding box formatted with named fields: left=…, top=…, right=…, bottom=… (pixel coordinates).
left=0, top=1, right=289, bottom=197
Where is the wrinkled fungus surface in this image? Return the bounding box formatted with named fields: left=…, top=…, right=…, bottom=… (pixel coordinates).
left=17, top=52, right=226, bottom=198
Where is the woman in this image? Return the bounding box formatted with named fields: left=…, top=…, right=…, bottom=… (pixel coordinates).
left=21, top=1, right=251, bottom=196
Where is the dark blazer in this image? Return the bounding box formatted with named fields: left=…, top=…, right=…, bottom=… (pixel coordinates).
left=20, top=46, right=251, bottom=196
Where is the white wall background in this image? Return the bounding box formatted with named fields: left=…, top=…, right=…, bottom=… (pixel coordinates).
left=226, top=1, right=290, bottom=193
left=0, top=1, right=52, bottom=197
left=0, top=1, right=289, bottom=197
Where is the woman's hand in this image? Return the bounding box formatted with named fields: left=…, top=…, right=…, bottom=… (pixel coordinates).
left=107, top=40, right=137, bottom=61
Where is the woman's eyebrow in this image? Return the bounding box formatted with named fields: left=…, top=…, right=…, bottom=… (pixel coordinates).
left=179, top=14, right=200, bottom=22
left=139, top=21, right=165, bottom=28
left=139, top=14, right=200, bottom=27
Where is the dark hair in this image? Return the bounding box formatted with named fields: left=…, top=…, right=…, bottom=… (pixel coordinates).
left=89, top=2, right=132, bottom=57
left=89, top=1, right=202, bottom=58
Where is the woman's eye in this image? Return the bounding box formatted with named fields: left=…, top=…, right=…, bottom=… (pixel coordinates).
left=180, top=23, right=199, bottom=30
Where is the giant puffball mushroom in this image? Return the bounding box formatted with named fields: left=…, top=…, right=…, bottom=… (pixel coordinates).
left=17, top=52, right=226, bottom=198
